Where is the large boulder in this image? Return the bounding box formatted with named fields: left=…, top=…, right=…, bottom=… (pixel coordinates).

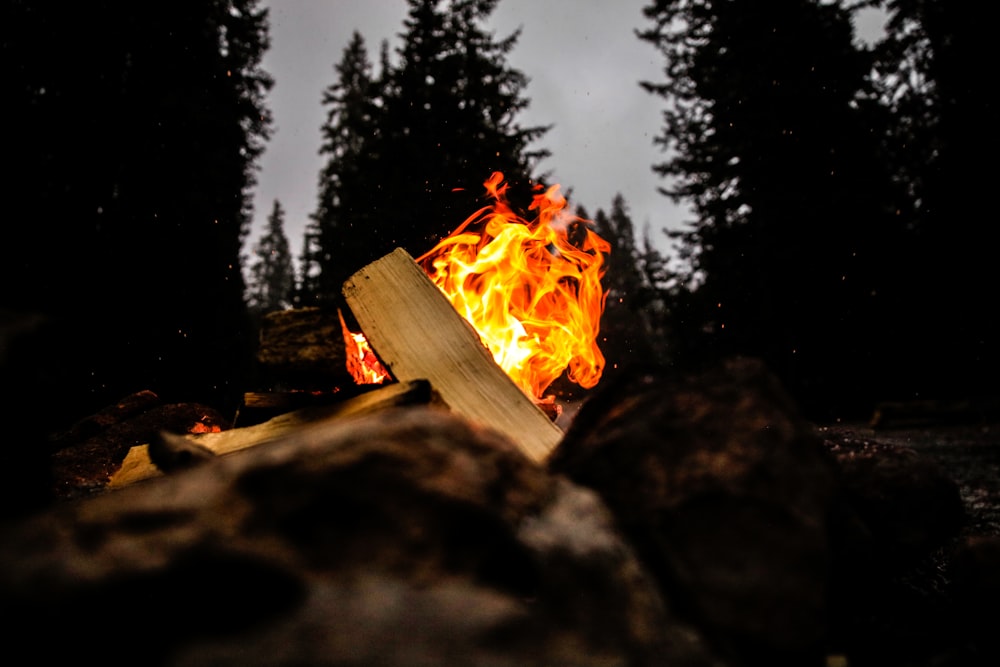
left=549, top=357, right=842, bottom=666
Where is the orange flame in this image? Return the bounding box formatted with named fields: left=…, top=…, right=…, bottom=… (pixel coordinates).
left=417, top=171, right=609, bottom=401
left=350, top=332, right=390, bottom=384
left=340, top=310, right=390, bottom=384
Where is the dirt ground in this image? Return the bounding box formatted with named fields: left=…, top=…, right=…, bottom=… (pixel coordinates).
left=817, top=419, right=1000, bottom=538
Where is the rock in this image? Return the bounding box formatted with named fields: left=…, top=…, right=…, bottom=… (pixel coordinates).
left=0, top=405, right=720, bottom=667
left=549, top=357, right=840, bottom=666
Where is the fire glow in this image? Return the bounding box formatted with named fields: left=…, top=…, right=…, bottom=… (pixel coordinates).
left=341, top=311, right=390, bottom=385
left=416, top=171, right=609, bottom=403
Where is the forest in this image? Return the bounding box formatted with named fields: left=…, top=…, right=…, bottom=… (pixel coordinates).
left=2, top=0, right=995, bottom=442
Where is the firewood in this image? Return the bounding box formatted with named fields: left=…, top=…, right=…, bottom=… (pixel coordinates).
left=341, top=247, right=563, bottom=462
left=237, top=386, right=377, bottom=427
left=255, top=306, right=354, bottom=390
left=241, top=390, right=343, bottom=411
left=107, top=379, right=432, bottom=488
left=147, top=430, right=217, bottom=473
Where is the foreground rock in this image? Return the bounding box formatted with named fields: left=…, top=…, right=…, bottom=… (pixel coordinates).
left=0, top=406, right=717, bottom=667
left=550, top=358, right=841, bottom=666
left=550, top=358, right=981, bottom=667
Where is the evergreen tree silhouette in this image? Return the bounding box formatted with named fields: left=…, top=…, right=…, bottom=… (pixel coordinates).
left=870, top=0, right=999, bottom=399
left=247, top=200, right=295, bottom=314
left=639, top=0, right=907, bottom=417
left=2, top=1, right=273, bottom=422
left=590, top=196, right=663, bottom=375
left=306, top=0, right=551, bottom=298
left=307, top=31, right=380, bottom=304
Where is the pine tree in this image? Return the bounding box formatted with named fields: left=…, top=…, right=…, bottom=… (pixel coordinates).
left=307, top=31, right=380, bottom=304
left=868, top=0, right=999, bottom=398
left=639, top=0, right=906, bottom=416
left=306, top=0, right=550, bottom=297
left=296, top=220, right=322, bottom=307
left=3, top=1, right=273, bottom=416
left=590, top=196, right=663, bottom=375
left=382, top=0, right=551, bottom=230
left=247, top=200, right=295, bottom=313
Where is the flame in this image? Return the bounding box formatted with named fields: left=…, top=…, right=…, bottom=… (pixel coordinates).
left=350, top=331, right=390, bottom=384
left=416, top=171, right=609, bottom=401
left=340, top=310, right=390, bottom=384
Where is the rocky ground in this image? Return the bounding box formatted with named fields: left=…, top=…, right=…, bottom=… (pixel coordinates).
left=820, top=420, right=1000, bottom=538
left=816, top=419, right=1000, bottom=666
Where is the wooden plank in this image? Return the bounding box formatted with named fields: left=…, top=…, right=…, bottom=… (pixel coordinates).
left=107, top=379, right=432, bottom=489
left=342, top=247, right=562, bottom=462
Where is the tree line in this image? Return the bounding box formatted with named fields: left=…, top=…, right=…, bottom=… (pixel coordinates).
left=3, top=0, right=993, bottom=435
left=251, top=0, right=995, bottom=418
left=3, top=0, right=271, bottom=428
left=632, top=0, right=996, bottom=417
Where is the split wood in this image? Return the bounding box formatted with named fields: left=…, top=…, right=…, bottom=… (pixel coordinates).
left=342, top=247, right=562, bottom=462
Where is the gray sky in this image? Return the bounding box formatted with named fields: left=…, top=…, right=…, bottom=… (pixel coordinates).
left=249, top=0, right=684, bottom=266
left=249, top=1, right=887, bottom=266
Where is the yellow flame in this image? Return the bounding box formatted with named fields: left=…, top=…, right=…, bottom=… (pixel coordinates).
left=341, top=310, right=390, bottom=384
left=416, top=171, right=609, bottom=401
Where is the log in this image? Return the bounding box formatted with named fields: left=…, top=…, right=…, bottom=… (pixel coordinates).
left=241, top=390, right=342, bottom=411
left=341, top=247, right=562, bottom=462
left=107, top=379, right=432, bottom=488
left=236, top=386, right=377, bottom=427
left=255, top=306, right=354, bottom=390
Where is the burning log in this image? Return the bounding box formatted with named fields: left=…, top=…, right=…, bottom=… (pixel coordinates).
left=342, top=247, right=563, bottom=463
left=243, top=172, right=606, bottom=462
left=103, top=225, right=586, bottom=484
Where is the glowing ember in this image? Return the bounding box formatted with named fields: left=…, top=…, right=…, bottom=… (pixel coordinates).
left=189, top=420, right=221, bottom=434
left=416, top=171, right=609, bottom=402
